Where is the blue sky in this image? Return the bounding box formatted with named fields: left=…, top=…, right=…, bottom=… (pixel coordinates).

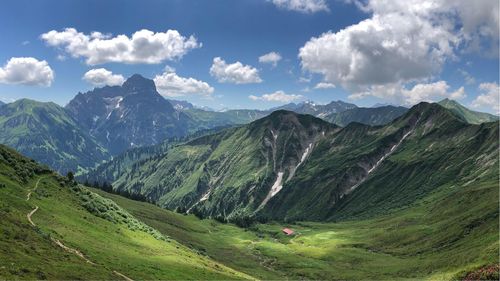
left=0, top=0, right=498, bottom=113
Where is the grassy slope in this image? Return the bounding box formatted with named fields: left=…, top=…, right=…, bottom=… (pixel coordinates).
left=94, top=173, right=499, bottom=281
left=0, top=144, right=251, bottom=280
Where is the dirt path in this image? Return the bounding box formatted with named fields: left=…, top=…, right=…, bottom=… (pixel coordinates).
left=26, top=177, right=43, bottom=201
left=27, top=206, right=39, bottom=227
left=51, top=237, right=95, bottom=264
left=25, top=176, right=135, bottom=281
left=113, top=270, right=135, bottom=281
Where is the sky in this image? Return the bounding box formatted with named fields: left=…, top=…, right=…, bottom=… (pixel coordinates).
left=0, top=0, right=498, bottom=113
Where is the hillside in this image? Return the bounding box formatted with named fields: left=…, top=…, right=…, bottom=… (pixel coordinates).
left=0, top=144, right=251, bottom=280
left=96, top=103, right=498, bottom=224
left=81, top=126, right=233, bottom=187
left=0, top=99, right=109, bottom=174
left=438, top=98, right=498, bottom=124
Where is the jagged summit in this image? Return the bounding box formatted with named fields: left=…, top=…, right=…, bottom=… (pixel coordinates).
left=65, top=74, right=190, bottom=155
left=122, top=74, right=157, bottom=93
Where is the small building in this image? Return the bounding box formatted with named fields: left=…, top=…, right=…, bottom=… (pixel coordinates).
left=282, top=228, right=294, bottom=236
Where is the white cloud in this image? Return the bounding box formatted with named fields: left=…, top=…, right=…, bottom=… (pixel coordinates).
left=299, top=0, right=499, bottom=93
left=458, top=69, right=476, bottom=85
left=0, top=57, right=54, bottom=87
left=210, top=57, right=262, bottom=84
left=154, top=69, right=214, bottom=98
left=314, top=82, right=336, bottom=89
left=41, top=28, right=201, bottom=65
left=471, top=82, right=499, bottom=113
left=259, top=52, right=282, bottom=67
left=349, top=81, right=466, bottom=106
left=249, top=90, right=303, bottom=103
left=271, top=0, right=329, bottom=13
left=83, top=68, right=125, bottom=87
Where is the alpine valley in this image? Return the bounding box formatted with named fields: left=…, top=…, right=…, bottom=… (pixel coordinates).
left=1, top=74, right=498, bottom=280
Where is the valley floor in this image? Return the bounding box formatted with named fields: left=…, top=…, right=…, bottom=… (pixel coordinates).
left=92, top=175, right=499, bottom=281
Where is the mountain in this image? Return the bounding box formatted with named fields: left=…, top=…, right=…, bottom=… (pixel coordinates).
left=93, top=103, right=498, bottom=223
left=65, top=74, right=191, bottom=155
left=0, top=101, right=4, bottom=106
left=325, top=105, right=408, bottom=126
left=273, top=100, right=357, bottom=118
left=438, top=98, right=498, bottom=124
left=105, top=111, right=336, bottom=220
left=0, top=99, right=109, bottom=174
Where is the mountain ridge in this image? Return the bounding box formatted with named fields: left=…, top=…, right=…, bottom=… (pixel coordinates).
left=86, top=102, right=498, bottom=223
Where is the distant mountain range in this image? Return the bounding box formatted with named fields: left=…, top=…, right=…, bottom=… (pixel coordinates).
left=0, top=74, right=497, bottom=175
left=271, top=100, right=357, bottom=118
left=84, top=102, right=498, bottom=222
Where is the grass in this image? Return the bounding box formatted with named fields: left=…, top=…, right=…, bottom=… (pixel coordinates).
left=92, top=172, right=499, bottom=280
left=28, top=177, right=251, bottom=280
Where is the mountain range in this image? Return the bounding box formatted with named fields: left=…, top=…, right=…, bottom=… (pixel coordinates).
left=1, top=100, right=496, bottom=280
left=0, top=74, right=498, bottom=280
left=84, top=102, right=498, bottom=224
left=0, top=74, right=497, bottom=180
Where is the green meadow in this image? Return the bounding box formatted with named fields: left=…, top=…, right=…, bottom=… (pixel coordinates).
left=0, top=151, right=251, bottom=280
left=92, top=172, right=499, bottom=280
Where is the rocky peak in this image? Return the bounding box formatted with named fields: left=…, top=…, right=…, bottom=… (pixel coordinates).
left=122, top=74, right=157, bottom=94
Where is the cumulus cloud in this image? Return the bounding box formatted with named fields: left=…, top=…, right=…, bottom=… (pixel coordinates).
left=259, top=52, right=282, bottom=67
left=83, top=68, right=125, bottom=87
left=299, top=0, right=499, bottom=94
left=41, top=28, right=201, bottom=65
left=271, top=0, right=329, bottom=13
left=0, top=57, right=54, bottom=87
left=349, top=81, right=466, bottom=106
left=249, top=90, right=303, bottom=103
left=210, top=57, right=262, bottom=84
left=471, top=82, right=499, bottom=113
left=154, top=69, right=214, bottom=98
left=314, top=82, right=336, bottom=89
